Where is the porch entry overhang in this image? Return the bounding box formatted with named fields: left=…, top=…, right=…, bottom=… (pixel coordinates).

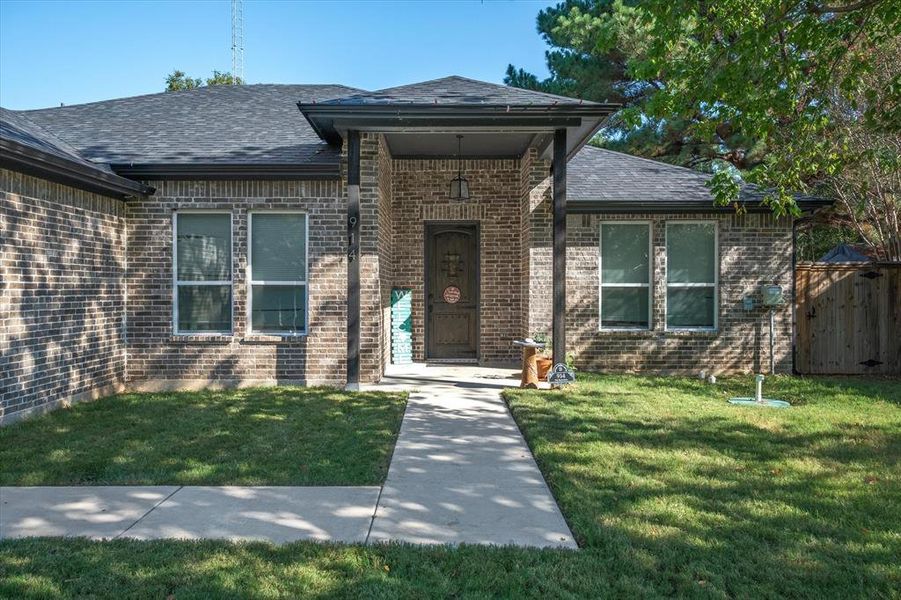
left=297, top=103, right=618, bottom=161
left=299, top=102, right=617, bottom=386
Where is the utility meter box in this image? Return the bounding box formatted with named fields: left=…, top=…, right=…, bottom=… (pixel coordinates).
left=761, top=284, right=784, bottom=306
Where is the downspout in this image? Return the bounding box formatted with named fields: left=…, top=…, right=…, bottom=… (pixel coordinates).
left=121, top=196, right=129, bottom=390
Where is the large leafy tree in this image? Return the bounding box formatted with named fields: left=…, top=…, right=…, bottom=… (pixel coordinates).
left=205, top=70, right=243, bottom=87
left=505, top=1, right=766, bottom=170
left=504, top=1, right=649, bottom=105
left=818, top=39, right=900, bottom=260
left=510, top=0, right=900, bottom=256
left=165, top=69, right=244, bottom=92
left=635, top=0, right=899, bottom=217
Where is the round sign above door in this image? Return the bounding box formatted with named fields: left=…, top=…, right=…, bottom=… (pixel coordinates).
left=442, top=285, right=462, bottom=304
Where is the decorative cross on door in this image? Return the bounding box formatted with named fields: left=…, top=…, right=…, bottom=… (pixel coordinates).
left=442, top=252, right=463, bottom=278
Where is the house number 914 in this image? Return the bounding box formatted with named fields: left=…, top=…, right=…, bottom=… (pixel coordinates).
left=348, top=216, right=358, bottom=261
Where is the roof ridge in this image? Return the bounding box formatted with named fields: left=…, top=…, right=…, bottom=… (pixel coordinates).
left=444, top=75, right=596, bottom=104
left=21, top=83, right=365, bottom=113
left=16, top=84, right=349, bottom=166
left=367, top=74, right=595, bottom=104
left=580, top=146, right=787, bottom=199
left=370, top=74, right=464, bottom=93
left=580, top=145, right=715, bottom=178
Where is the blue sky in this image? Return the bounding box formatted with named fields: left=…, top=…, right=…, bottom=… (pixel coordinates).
left=0, top=0, right=554, bottom=110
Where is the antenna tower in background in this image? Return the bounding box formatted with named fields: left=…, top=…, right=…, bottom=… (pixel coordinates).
left=231, top=0, right=245, bottom=84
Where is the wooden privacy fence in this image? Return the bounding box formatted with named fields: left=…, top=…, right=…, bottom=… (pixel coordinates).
left=796, top=263, right=901, bottom=375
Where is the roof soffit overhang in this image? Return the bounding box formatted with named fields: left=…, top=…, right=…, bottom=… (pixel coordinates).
left=297, top=103, right=619, bottom=161
left=109, top=162, right=341, bottom=181
left=567, top=199, right=832, bottom=215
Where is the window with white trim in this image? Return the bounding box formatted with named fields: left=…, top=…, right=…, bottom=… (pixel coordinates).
left=248, top=212, right=308, bottom=335
left=666, top=222, right=718, bottom=329
left=599, top=222, right=652, bottom=329
left=173, top=212, right=233, bottom=334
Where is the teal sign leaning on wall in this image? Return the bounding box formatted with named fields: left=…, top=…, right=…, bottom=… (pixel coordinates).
left=391, top=288, right=413, bottom=364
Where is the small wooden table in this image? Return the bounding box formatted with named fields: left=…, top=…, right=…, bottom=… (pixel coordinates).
left=513, top=339, right=546, bottom=388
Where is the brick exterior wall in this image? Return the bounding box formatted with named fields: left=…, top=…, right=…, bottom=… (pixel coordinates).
left=376, top=136, right=394, bottom=372
left=1, top=169, right=127, bottom=423
left=356, top=134, right=393, bottom=382
left=527, top=206, right=794, bottom=374
left=2, top=145, right=799, bottom=424
left=125, top=179, right=347, bottom=388
left=520, top=149, right=552, bottom=338
left=391, top=156, right=524, bottom=364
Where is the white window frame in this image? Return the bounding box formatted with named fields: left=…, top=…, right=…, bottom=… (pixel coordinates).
left=598, top=221, right=653, bottom=331
left=172, top=209, right=234, bottom=335
left=664, top=220, right=719, bottom=332
left=246, top=210, right=309, bottom=337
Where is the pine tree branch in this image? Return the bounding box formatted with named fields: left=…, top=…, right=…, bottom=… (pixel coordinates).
left=809, top=0, right=885, bottom=14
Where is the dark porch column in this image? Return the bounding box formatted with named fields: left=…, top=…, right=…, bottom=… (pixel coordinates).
left=346, top=130, right=361, bottom=390
left=552, top=128, right=567, bottom=366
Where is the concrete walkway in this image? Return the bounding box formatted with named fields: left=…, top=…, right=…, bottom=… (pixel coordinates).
left=0, top=486, right=380, bottom=543
left=366, top=364, right=575, bottom=548
left=0, top=365, right=575, bottom=548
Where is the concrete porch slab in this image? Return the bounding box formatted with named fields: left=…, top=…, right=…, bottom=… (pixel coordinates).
left=124, top=486, right=381, bottom=543
left=0, top=486, right=178, bottom=539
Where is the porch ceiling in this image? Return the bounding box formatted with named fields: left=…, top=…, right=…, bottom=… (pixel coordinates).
left=384, top=132, right=535, bottom=159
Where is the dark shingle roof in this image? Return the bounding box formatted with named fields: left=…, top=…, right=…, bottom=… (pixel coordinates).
left=569, top=146, right=717, bottom=204
left=20, top=84, right=362, bottom=165
left=1, top=107, right=114, bottom=174
left=4, top=78, right=823, bottom=210
left=317, top=75, right=593, bottom=106
left=1, top=107, right=151, bottom=196
left=568, top=145, right=829, bottom=211
left=12, top=78, right=600, bottom=169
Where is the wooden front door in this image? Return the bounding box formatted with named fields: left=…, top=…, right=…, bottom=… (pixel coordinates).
left=426, top=223, right=479, bottom=360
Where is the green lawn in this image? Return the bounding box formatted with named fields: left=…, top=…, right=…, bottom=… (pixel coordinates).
left=0, top=538, right=640, bottom=599
left=1, top=375, right=898, bottom=598
left=504, top=374, right=901, bottom=598
left=0, top=387, right=406, bottom=486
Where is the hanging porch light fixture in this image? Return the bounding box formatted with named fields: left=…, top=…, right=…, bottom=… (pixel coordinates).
left=449, top=134, right=471, bottom=201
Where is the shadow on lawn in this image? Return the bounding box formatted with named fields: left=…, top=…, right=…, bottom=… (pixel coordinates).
left=506, top=386, right=900, bottom=596
left=606, top=372, right=901, bottom=406
left=0, top=539, right=597, bottom=599
left=0, top=387, right=406, bottom=486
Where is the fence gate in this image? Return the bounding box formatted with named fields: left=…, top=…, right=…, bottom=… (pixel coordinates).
left=796, top=263, right=901, bottom=375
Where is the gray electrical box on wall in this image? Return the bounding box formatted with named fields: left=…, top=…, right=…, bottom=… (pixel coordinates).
left=761, top=284, right=784, bottom=306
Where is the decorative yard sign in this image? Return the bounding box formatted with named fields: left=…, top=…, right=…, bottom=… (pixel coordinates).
left=390, top=288, right=413, bottom=364
left=442, top=285, right=462, bottom=304
left=547, top=363, right=576, bottom=385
